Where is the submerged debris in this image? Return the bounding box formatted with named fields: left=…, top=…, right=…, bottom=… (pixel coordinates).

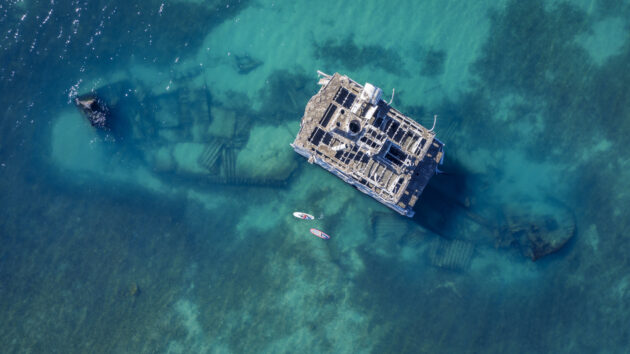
left=75, top=95, right=110, bottom=129
left=428, top=238, right=475, bottom=270
left=128, top=282, right=140, bottom=297
left=199, top=139, right=224, bottom=170
left=234, top=54, right=263, bottom=74
left=499, top=200, right=576, bottom=261
left=371, top=212, right=411, bottom=237
left=79, top=79, right=296, bottom=187
left=414, top=174, right=576, bottom=261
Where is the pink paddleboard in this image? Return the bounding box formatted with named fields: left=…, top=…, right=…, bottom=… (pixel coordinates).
left=310, top=228, right=330, bottom=240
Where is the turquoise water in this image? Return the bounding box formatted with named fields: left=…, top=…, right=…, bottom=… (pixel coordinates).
left=1, top=0, right=629, bottom=352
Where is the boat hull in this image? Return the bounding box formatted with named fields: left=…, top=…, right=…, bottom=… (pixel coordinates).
left=310, top=228, right=330, bottom=240
left=293, top=212, right=315, bottom=220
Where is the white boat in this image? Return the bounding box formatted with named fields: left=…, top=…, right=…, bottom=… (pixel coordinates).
left=293, top=211, right=315, bottom=220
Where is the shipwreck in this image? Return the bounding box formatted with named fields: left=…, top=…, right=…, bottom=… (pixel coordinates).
left=291, top=71, right=444, bottom=217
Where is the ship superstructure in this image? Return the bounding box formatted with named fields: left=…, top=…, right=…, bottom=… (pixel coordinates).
left=291, top=72, right=444, bottom=217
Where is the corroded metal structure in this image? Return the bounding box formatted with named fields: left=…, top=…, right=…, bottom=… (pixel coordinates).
left=291, top=72, right=444, bottom=217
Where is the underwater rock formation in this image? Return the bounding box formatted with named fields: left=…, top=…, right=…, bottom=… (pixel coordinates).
left=499, top=200, right=576, bottom=261
left=75, top=95, right=110, bottom=129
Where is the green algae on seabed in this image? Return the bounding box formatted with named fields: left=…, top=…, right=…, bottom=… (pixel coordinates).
left=313, top=36, right=406, bottom=75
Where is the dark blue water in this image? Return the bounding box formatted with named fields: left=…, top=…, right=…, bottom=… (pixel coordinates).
left=1, top=0, right=629, bottom=352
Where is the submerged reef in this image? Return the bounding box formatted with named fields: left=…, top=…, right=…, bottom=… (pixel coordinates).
left=474, top=1, right=590, bottom=96
left=453, top=0, right=629, bottom=267
left=468, top=0, right=630, bottom=157
left=419, top=48, right=447, bottom=77
left=313, top=36, right=405, bottom=75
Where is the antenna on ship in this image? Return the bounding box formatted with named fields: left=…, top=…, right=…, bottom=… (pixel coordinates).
left=429, top=115, right=438, bottom=132
left=388, top=88, right=395, bottom=105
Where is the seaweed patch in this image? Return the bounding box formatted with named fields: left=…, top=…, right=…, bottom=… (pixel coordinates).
left=420, top=48, right=446, bottom=77
left=313, top=36, right=406, bottom=75
left=258, top=69, right=316, bottom=123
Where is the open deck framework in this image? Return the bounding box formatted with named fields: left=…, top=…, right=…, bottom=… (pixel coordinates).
left=291, top=72, right=444, bottom=217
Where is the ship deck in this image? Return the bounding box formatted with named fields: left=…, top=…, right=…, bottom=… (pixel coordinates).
left=291, top=72, right=443, bottom=217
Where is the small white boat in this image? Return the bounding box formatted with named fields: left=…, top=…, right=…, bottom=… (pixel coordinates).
left=310, top=228, right=330, bottom=240
left=293, top=211, right=315, bottom=220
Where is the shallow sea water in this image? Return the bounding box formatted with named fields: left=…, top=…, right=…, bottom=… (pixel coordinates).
left=1, top=0, right=629, bottom=352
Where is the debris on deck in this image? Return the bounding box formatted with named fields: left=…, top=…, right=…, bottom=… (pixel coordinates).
left=291, top=72, right=444, bottom=217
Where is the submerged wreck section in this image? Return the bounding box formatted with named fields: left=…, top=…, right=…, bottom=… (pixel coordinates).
left=291, top=72, right=444, bottom=217
left=71, top=77, right=296, bottom=188
left=75, top=95, right=110, bottom=129
left=498, top=200, right=576, bottom=261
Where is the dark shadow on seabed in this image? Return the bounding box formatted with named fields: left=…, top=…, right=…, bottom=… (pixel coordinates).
left=411, top=156, right=474, bottom=239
